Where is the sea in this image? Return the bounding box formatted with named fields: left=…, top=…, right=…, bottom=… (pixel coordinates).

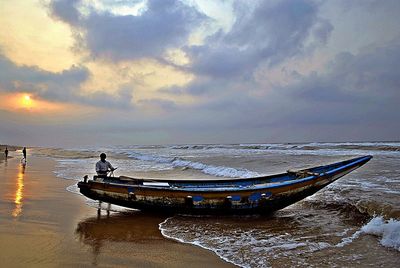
left=33, top=142, right=400, bottom=267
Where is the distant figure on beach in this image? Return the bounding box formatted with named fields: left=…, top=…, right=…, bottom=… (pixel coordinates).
left=22, top=147, right=27, bottom=160
left=96, top=153, right=115, bottom=177
left=4, top=147, right=8, bottom=159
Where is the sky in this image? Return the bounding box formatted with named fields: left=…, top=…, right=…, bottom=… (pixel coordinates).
left=0, top=0, right=399, bottom=147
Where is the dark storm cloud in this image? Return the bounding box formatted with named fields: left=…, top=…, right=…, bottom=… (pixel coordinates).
left=185, top=0, right=332, bottom=79
left=49, top=0, right=399, bottom=137
left=0, top=53, right=133, bottom=108
left=155, top=0, right=398, bottom=137
left=159, top=38, right=400, bottom=135
left=50, top=0, right=208, bottom=61
left=284, top=42, right=400, bottom=124
left=193, top=40, right=400, bottom=130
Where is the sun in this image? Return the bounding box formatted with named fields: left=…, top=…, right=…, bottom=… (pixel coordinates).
left=0, top=92, right=66, bottom=112
left=22, top=94, right=33, bottom=108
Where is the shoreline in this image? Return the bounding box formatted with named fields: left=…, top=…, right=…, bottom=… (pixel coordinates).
left=0, top=154, right=235, bottom=267
left=0, top=144, right=21, bottom=163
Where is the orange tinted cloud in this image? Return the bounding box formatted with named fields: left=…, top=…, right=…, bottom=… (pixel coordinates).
left=1, top=92, right=70, bottom=113
left=0, top=0, right=78, bottom=72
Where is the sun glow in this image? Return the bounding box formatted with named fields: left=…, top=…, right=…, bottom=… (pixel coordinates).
left=22, top=95, right=33, bottom=108
left=0, top=92, right=72, bottom=113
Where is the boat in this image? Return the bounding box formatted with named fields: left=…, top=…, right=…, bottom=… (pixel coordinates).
left=77, top=155, right=372, bottom=214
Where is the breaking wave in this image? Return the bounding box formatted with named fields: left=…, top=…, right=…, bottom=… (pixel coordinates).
left=360, top=216, right=400, bottom=251
left=170, top=142, right=400, bottom=156
left=127, top=151, right=260, bottom=178
left=336, top=216, right=400, bottom=251
left=159, top=216, right=330, bottom=268
left=158, top=197, right=399, bottom=267
left=159, top=213, right=400, bottom=268
left=303, top=196, right=400, bottom=221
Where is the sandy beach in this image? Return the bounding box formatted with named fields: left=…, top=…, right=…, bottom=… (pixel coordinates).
left=0, top=151, right=234, bottom=267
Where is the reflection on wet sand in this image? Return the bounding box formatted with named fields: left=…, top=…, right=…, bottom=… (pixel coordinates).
left=12, top=164, right=25, bottom=217
left=76, top=211, right=168, bottom=265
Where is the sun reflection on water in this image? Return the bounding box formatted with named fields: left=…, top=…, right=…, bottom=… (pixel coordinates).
left=12, top=164, right=25, bottom=217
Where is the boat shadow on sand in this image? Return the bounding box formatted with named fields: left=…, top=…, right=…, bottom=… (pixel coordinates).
left=75, top=211, right=170, bottom=265
left=76, top=211, right=167, bottom=244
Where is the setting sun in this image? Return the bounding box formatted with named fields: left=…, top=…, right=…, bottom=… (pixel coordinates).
left=0, top=92, right=73, bottom=113
left=22, top=94, right=33, bottom=108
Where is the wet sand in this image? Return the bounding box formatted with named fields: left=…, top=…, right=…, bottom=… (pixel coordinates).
left=0, top=144, right=20, bottom=163
left=0, top=154, right=234, bottom=267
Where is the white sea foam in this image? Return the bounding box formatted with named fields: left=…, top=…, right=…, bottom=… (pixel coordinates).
left=160, top=215, right=400, bottom=268
left=171, top=158, right=260, bottom=178
left=159, top=217, right=334, bottom=268
left=335, top=229, right=363, bottom=248
left=128, top=151, right=175, bottom=163
left=298, top=142, right=400, bottom=148
left=269, top=148, right=400, bottom=157
left=127, top=151, right=260, bottom=178
left=361, top=216, right=400, bottom=251
left=167, top=142, right=400, bottom=156
left=336, top=216, right=400, bottom=251
left=66, top=184, right=80, bottom=195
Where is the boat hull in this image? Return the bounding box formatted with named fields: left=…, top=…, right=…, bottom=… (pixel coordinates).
left=78, top=155, right=372, bottom=214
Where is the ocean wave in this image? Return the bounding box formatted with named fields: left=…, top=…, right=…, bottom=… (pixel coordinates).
left=360, top=216, right=400, bottom=251
left=303, top=194, right=400, bottom=220
left=303, top=142, right=400, bottom=150
left=301, top=197, right=400, bottom=251
left=336, top=216, right=400, bottom=251
left=32, top=147, right=97, bottom=159
left=169, top=142, right=400, bottom=153
left=159, top=216, right=339, bottom=268
left=127, top=151, right=260, bottom=178
left=355, top=200, right=400, bottom=219
left=170, top=144, right=209, bottom=150
left=159, top=211, right=399, bottom=268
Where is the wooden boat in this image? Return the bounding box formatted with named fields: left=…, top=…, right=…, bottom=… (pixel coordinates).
left=77, top=155, right=372, bottom=214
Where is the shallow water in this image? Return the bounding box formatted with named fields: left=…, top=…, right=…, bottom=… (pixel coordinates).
left=34, top=142, right=400, bottom=267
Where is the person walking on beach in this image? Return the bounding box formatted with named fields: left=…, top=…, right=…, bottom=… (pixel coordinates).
left=96, top=153, right=115, bottom=177
left=4, top=147, right=8, bottom=159
left=22, top=147, right=27, bottom=160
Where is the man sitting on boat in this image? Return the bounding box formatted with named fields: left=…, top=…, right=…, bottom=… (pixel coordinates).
left=96, top=153, right=115, bottom=177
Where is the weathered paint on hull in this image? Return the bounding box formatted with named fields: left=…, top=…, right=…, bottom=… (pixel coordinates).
left=78, top=156, right=371, bottom=214
left=80, top=183, right=328, bottom=215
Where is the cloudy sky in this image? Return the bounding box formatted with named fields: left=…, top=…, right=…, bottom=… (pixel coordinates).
left=0, top=0, right=399, bottom=147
